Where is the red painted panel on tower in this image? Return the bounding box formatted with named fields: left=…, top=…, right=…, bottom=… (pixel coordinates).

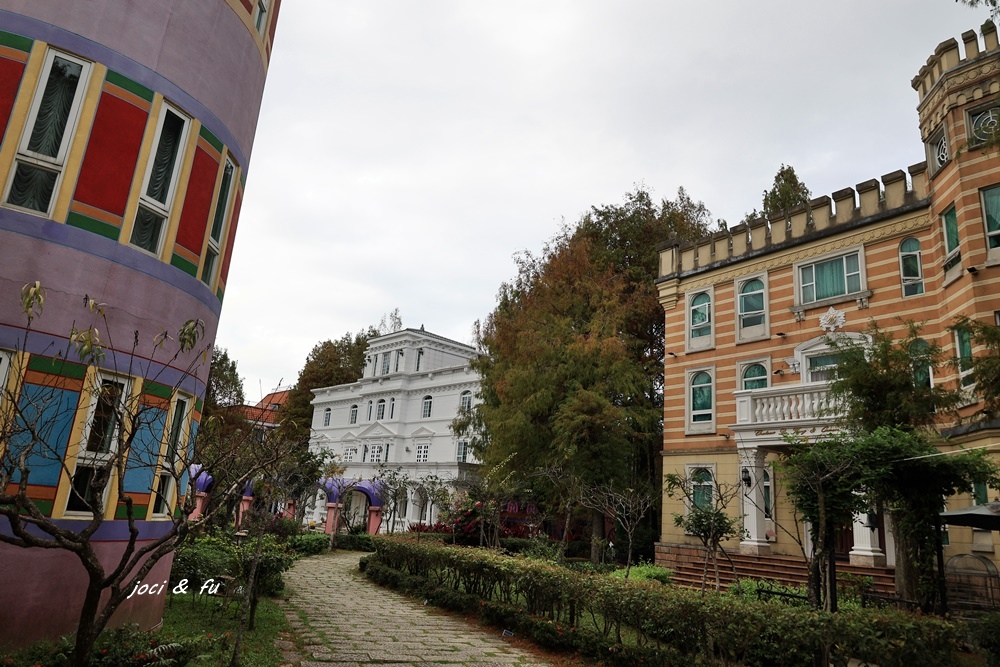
left=175, top=146, right=219, bottom=254
left=74, top=92, right=147, bottom=217
left=269, top=0, right=281, bottom=45
left=0, top=57, right=26, bottom=145
left=240, top=0, right=253, bottom=12
left=220, top=189, right=242, bottom=284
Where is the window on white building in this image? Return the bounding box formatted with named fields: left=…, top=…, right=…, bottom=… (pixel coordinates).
left=344, top=447, right=356, bottom=463
left=459, top=390, right=472, bottom=411
left=395, top=350, right=403, bottom=372
left=367, top=400, right=373, bottom=421
left=389, top=397, right=395, bottom=419
left=798, top=251, right=862, bottom=304
left=381, top=353, right=390, bottom=375
left=202, top=158, right=235, bottom=285
left=416, top=349, right=423, bottom=372
left=376, top=399, right=385, bottom=420
left=5, top=50, right=90, bottom=215
left=367, top=443, right=384, bottom=463
left=421, top=395, right=432, bottom=418
left=899, top=238, right=924, bottom=297
left=349, top=404, right=358, bottom=424
left=457, top=440, right=470, bottom=463
left=323, top=408, right=331, bottom=427
left=416, top=443, right=429, bottom=463
left=130, top=103, right=189, bottom=255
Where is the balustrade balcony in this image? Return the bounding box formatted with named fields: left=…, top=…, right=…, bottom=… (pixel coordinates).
left=731, top=382, right=843, bottom=447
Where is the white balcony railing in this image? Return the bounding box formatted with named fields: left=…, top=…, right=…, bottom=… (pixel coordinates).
left=733, top=382, right=842, bottom=428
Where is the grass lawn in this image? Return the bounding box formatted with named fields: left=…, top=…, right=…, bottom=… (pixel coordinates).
left=161, top=593, right=291, bottom=667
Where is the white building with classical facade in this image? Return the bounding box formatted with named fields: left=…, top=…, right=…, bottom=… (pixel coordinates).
left=307, top=328, right=480, bottom=533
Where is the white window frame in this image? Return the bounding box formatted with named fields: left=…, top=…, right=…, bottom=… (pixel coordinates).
left=927, top=126, right=949, bottom=175
left=459, top=390, right=472, bottom=412
left=685, top=365, right=715, bottom=435
left=415, top=443, right=429, bottom=463
left=793, top=333, right=865, bottom=385
left=376, top=399, right=385, bottom=421
left=980, top=186, right=1000, bottom=264
left=67, top=374, right=132, bottom=515
left=898, top=237, right=925, bottom=297
left=738, top=358, right=771, bottom=391
left=130, top=102, right=190, bottom=256
left=4, top=49, right=92, bottom=216
left=202, top=157, right=235, bottom=285
left=685, top=286, right=715, bottom=352
left=366, top=442, right=384, bottom=463
left=457, top=440, right=470, bottom=463
left=366, top=400, right=373, bottom=421
left=421, top=395, right=432, bottom=419
left=968, top=105, right=1000, bottom=147
left=683, top=463, right=717, bottom=520
left=395, top=350, right=403, bottom=372
left=343, top=447, right=356, bottom=463
left=254, top=0, right=270, bottom=34
left=956, top=327, right=975, bottom=389
left=794, top=247, right=866, bottom=307
left=388, top=397, right=395, bottom=420
left=153, top=393, right=190, bottom=517
left=322, top=407, right=331, bottom=427
left=381, top=353, right=391, bottom=375
left=349, top=404, right=358, bottom=424
left=942, top=206, right=962, bottom=275
left=735, top=273, right=769, bottom=343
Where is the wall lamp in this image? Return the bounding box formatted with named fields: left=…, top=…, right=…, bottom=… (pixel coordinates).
left=741, top=468, right=752, bottom=488
left=773, top=369, right=784, bottom=376
left=775, top=332, right=786, bottom=337
left=667, top=352, right=677, bottom=357
left=968, top=266, right=979, bottom=275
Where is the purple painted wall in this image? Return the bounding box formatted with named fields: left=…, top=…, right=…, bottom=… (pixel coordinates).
left=1, top=0, right=269, bottom=161
left=0, top=535, right=174, bottom=649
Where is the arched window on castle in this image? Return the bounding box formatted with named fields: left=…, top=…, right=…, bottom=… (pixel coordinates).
left=899, top=237, right=924, bottom=296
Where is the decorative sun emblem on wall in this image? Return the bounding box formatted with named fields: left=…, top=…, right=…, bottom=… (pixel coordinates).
left=819, top=307, right=846, bottom=332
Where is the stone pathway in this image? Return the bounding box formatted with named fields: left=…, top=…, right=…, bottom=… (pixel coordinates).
left=279, top=550, right=552, bottom=667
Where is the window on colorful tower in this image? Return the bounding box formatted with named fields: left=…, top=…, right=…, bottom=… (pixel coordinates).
left=899, top=238, right=924, bottom=296
left=68, top=375, right=130, bottom=514
left=131, top=103, right=189, bottom=255
left=255, top=0, right=269, bottom=34
left=5, top=50, right=90, bottom=215
left=202, top=158, right=235, bottom=285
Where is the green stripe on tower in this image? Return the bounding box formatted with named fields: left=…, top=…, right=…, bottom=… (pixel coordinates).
left=170, top=254, right=198, bottom=278
left=105, top=70, right=154, bottom=102
left=142, top=380, right=173, bottom=400
left=0, top=30, right=33, bottom=53
left=67, top=212, right=120, bottom=241
left=199, top=124, right=224, bottom=153
left=27, top=356, right=87, bottom=379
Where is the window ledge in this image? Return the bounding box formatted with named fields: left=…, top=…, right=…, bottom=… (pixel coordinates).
left=789, top=290, right=872, bottom=322
left=943, top=264, right=964, bottom=288
left=735, top=333, right=770, bottom=345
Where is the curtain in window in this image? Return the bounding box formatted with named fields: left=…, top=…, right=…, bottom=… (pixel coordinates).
left=909, top=339, right=932, bottom=388
left=146, top=112, right=184, bottom=203
left=944, top=208, right=960, bottom=254
left=690, top=293, right=711, bottom=337
left=813, top=257, right=847, bottom=301
left=8, top=163, right=57, bottom=212
left=27, top=56, right=82, bottom=158
left=984, top=188, right=1000, bottom=249
left=130, top=207, right=164, bottom=252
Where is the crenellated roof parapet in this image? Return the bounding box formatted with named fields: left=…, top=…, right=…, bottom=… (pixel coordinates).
left=913, top=21, right=1000, bottom=140
left=657, top=164, right=929, bottom=281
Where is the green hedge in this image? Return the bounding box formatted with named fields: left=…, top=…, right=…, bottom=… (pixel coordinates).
left=334, top=533, right=377, bottom=552
left=288, top=532, right=328, bottom=556
left=364, top=537, right=967, bottom=667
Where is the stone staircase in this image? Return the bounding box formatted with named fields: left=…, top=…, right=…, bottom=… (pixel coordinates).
left=656, top=544, right=896, bottom=595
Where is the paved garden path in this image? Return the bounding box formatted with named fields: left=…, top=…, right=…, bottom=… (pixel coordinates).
left=278, top=550, right=552, bottom=667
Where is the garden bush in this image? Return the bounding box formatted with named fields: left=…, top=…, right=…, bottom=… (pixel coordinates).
left=288, top=532, right=328, bottom=555
left=969, top=612, right=1000, bottom=667
left=609, top=561, right=672, bottom=584
left=169, top=534, right=238, bottom=590
left=0, top=624, right=219, bottom=666
left=335, top=533, right=377, bottom=552
left=362, top=536, right=969, bottom=667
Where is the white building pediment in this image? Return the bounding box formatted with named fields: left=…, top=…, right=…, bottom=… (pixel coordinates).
left=356, top=422, right=396, bottom=439
left=409, top=426, right=435, bottom=438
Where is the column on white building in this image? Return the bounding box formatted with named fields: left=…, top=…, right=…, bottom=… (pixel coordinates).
left=849, top=510, right=886, bottom=567
left=739, top=447, right=771, bottom=555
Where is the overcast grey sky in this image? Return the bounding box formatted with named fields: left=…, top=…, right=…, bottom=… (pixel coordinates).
left=218, top=1, right=990, bottom=399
